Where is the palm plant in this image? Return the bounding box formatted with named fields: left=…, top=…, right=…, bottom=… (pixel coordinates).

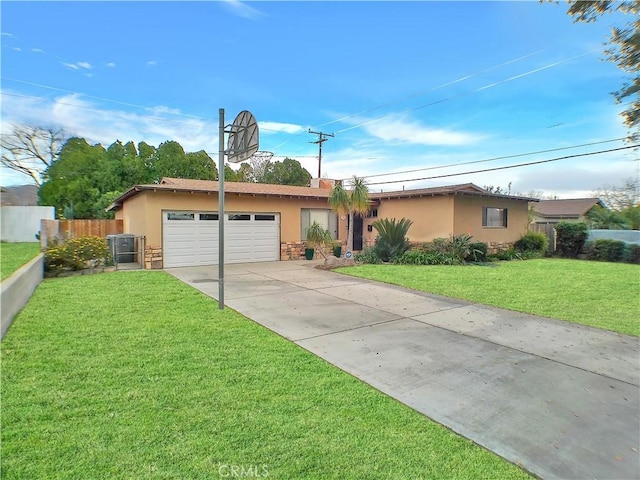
left=304, top=221, right=333, bottom=259
left=372, top=217, right=413, bottom=262
left=328, top=176, right=370, bottom=254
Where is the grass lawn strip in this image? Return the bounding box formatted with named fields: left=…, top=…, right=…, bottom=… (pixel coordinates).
left=339, top=258, right=639, bottom=337
left=1, top=271, right=531, bottom=479
left=1, top=242, right=41, bottom=281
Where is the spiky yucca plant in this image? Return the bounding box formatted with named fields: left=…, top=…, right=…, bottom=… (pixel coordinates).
left=372, top=217, right=413, bottom=262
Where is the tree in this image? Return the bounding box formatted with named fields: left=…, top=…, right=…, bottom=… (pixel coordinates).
left=592, top=177, right=640, bottom=210
left=586, top=205, right=628, bottom=229
left=39, top=137, right=119, bottom=218
left=328, top=176, right=370, bottom=253
left=262, top=158, right=312, bottom=186
left=562, top=0, right=639, bottom=139
left=150, top=141, right=217, bottom=182
left=1, top=125, right=67, bottom=185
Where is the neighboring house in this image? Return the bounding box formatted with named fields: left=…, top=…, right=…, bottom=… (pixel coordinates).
left=0, top=185, right=39, bottom=206
left=530, top=198, right=605, bottom=225
left=107, top=177, right=535, bottom=269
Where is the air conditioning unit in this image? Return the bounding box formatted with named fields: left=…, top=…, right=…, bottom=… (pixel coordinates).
left=106, top=234, right=136, bottom=263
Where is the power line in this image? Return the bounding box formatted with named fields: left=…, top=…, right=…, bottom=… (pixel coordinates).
left=269, top=48, right=600, bottom=153
left=314, top=48, right=550, bottom=129
left=2, top=76, right=210, bottom=121
left=351, top=137, right=629, bottom=181
left=364, top=144, right=639, bottom=187
left=0, top=89, right=285, bottom=133
left=334, top=49, right=600, bottom=135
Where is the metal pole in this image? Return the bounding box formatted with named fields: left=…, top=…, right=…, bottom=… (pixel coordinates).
left=218, top=108, right=225, bottom=310
left=318, top=140, right=322, bottom=179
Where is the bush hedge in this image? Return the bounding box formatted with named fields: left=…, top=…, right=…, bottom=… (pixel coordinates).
left=585, top=240, right=640, bottom=264
left=514, top=231, right=548, bottom=254
left=45, top=236, right=110, bottom=273
left=555, top=222, right=588, bottom=258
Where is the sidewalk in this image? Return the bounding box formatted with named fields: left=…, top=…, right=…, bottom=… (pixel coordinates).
left=167, top=261, right=640, bottom=480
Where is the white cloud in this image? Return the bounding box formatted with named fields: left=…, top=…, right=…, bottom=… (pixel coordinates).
left=1, top=32, right=14, bottom=37
left=260, top=121, right=305, bottom=134
left=31, top=48, right=45, bottom=53
left=146, top=60, right=158, bottom=67
left=60, top=61, right=92, bottom=71
left=61, top=62, right=79, bottom=70
left=106, top=62, right=116, bottom=68
left=359, top=114, right=482, bottom=147
left=221, top=0, right=265, bottom=20
left=1, top=92, right=219, bottom=170
left=13, top=47, right=22, bottom=52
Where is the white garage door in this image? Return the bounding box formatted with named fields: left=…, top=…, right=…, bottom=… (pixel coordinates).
left=163, top=211, right=280, bottom=268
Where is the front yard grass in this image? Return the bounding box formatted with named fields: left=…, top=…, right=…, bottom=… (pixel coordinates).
left=339, top=258, right=640, bottom=336
left=0, top=242, right=40, bottom=281
left=1, top=271, right=531, bottom=480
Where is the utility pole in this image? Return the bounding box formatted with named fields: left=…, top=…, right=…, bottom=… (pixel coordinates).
left=308, top=130, right=334, bottom=179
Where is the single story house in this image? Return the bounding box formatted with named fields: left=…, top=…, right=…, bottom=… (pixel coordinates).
left=530, top=198, right=605, bottom=225
left=107, top=177, right=536, bottom=269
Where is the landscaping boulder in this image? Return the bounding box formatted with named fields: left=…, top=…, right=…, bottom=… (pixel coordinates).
left=317, top=255, right=356, bottom=270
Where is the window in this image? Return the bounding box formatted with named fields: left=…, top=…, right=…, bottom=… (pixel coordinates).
left=255, top=214, right=276, bottom=221
left=301, top=209, right=337, bottom=240
left=366, top=208, right=378, bottom=218
left=228, top=214, right=250, bottom=221
left=167, top=212, right=194, bottom=220
left=483, top=207, right=507, bottom=228
left=199, top=213, right=219, bottom=221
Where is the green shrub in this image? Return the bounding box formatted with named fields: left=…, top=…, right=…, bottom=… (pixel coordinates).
left=355, top=247, right=381, bottom=264
left=423, top=234, right=476, bottom=264
left=394, top=249, right=463, bottom=265
left=555, top=222, right=588, bottom=258
left=514, top=231, right=549, bottom=254
left=623, top=244, right=640, bottom=264
left=45, top=236, right=110, bottom=272
left=586, top=239, right=627, bottom=262
left=466, top=242, right=488, bottom=262
left=488, top=248, right=526, bottom=261
left=372, top=217, right=413, bottom=262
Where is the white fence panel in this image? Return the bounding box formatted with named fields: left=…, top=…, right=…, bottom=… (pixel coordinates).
left=1, top=206, right=55, bottom=242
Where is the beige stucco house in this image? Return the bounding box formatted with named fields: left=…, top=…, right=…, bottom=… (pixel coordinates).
left=108, top=177, right=535, bottom=269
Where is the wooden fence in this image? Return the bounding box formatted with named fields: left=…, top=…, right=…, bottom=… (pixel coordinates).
left=40, top=219, right=123, bottom=248
left=531, top=223, right=556, bottom=252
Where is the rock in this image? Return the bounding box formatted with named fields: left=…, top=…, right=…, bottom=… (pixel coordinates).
left=317, top=255, right=356, bottom=270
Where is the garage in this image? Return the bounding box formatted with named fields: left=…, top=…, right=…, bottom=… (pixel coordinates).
left=163, top=211, right=280, bottom=268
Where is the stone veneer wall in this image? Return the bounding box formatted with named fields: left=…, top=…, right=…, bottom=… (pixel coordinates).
left=487, top=241, right=514, bottom=254
left=281, top=241, right=307, bottom=260
left=145, top=245, right=163, bottom=269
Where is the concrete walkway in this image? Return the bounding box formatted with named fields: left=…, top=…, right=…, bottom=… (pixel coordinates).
left=167, top=261, right=640, bottom=480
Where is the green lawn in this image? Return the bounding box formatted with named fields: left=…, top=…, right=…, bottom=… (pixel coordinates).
left=0, top=242, right=41, bottom=281
left=339, top=258, right=640, bottom=336
left=1, top=271, right=531, bottom=480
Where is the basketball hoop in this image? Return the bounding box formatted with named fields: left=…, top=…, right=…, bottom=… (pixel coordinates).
left=227, top=110, right=259, bottom=163
left=249, top=151, right=274, bottom=163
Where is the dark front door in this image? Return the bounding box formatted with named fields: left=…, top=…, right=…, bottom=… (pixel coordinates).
left=353, top=215, right=363, bottom=251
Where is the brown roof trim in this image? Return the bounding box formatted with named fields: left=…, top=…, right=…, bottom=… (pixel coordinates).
left=107, top=178, right=537, bottom=212
left=370, top=183, right=537, bottom=202
left=107, top=179, right=333, bottom=211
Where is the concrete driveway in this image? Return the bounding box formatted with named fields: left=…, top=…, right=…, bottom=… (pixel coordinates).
left=167, top=261, right=640, bottom=480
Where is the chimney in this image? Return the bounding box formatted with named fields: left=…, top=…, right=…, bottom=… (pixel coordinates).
left=310, top=178, right=337, bottom=189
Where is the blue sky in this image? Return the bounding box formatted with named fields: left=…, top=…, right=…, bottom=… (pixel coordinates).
left=1, top=1, right=637, bottom=197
